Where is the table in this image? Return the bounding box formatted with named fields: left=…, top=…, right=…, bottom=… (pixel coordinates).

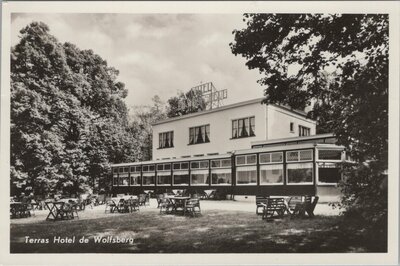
left=45, top=201, right=73, bottom=221
left=109, top=196, right=139, bottom=213
left=204, top=190, right=216, bottom=199
left=166, top=196, right=190, bottom=214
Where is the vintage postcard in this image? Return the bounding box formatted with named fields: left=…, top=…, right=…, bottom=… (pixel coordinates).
left=1, top=1, right=399, bottom=265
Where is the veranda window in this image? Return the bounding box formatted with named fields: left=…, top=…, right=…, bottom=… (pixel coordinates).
left=142, top=172, right=155, bottom=185
left=318, top=163, right=342, bottom=184
left=260, top=164, right=283, bottom=185
left=119, top=174, right=129, bottom=186
left=173, top=171, right=189, bottom=185
left=287, top=162, right=313, bottom=184
left=211, top=168, right=232, bottom=185
left=191, top=169, right=209, bottom=185
left=130, top=174, right=141, bottom=186
left=157, top=171, right=172, bottom=186
left=236, top=166, right=257, bottom=185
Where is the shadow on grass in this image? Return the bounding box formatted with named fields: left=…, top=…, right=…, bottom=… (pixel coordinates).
left=10, top=210, right=387, bottom=253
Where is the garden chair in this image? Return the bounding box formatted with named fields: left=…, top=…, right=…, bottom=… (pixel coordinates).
left=291, top=196, right=319, bottom=218
left=156, top=194, right=164, bottom=208
left=256, top=196, right=270, bottom=215
left=262, top=198, right=287, bottom=221
left=128, top=198, right=140, bottom=212
left=184, top=199, right=201, bottom=217
left=105, top=199, right=118, bottom=213
left=117, top=199, right=127, bottom=213
left=159, top=198, right=174, bottom=214
left=64, top=200, right=79, bottom=219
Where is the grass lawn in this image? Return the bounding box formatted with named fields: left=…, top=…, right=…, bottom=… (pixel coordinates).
left=10, top=206, right=386, bottom=253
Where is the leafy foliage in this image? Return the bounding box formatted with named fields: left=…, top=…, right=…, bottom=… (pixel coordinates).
left=231, top=14, right=388, bottom=227
left=166, top=89, right=207, bottom=118
left=11, top=22, right=141, bottom=196
left=130, top=95, right=167, bottom=161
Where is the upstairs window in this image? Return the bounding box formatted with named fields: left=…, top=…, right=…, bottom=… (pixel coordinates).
left=299, top=125, right=311, bottom=136
left=232, top=116, right=255, bottom=138
left=159, top=131, right=174, bottom=149
left=189, top=125, right=210, bottom=145
left=290, top=122, right=294, bottom=132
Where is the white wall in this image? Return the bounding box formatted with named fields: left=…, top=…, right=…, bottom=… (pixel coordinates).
left=266, top=105, right=316, bottom=140
left=153, top=102, right=268, bottom=160
left=152, top=101, right=317, bottom=160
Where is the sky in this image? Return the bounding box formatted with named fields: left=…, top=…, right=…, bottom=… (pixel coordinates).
left=11, top=13, right=264, bottom=111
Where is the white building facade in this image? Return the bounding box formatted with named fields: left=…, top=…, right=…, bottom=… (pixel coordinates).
left=152, top=98, right=316, bottom=160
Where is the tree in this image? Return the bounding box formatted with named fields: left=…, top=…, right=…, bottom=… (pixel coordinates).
left=130, top=95, right=167, bottom=161
left=166, top=89, right=207, bottom=118
left=230, top=14, right=388, bottom=228
left=11, top=22, right=141, bottom=196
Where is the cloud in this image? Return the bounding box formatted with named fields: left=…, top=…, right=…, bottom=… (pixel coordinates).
left=11, top=13, right=264, bottom=109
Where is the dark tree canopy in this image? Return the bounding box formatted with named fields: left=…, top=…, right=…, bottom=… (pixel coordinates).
left=230, top=14, right=388, bottom=166
left=231, top=13, right=388, bottom=230
left=11, top=22, right=141, bottom=196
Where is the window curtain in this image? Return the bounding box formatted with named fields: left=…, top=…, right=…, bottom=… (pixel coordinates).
left=170, top=132, right=174, bottom=147
left=232, top=120, right=238, bottom=138
left=189, top=128, right=194, bottom=144
left=249, top=117, right=255, bottom=136
left=197, top=126, right=204, bottom=143
left=164, top=133, right=169, bottom=148
left=205, top=125, right=210, bottom=142
left=240, top=119, right=248, bottom=137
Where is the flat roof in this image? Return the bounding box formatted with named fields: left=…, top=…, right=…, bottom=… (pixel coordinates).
left=110, top=142, right=344, bottom=167
left=251, top=133, right=336, bottom=146
left=152, top=97, right=310, bottom=126
left=111, top=153, right=233, bottom=167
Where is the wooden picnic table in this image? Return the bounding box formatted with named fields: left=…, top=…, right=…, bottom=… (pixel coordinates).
left=45, top=201, right=67, bottom=221
left=45, top=201, right=79, bottom=221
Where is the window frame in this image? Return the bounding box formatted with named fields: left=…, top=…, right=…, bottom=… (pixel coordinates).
left=188, top=124, right=210, bottom=145
left=211, top=168, right=232, bottom=186
left=286, top=162, right=314, bottom=185
left=190, top=169, right=210, bottom=186
left=130, top=173, right=141, bottom=186
left=286, top=149, right=313, bottom=163
left=172, top=170, right=190, bottom=186
left=316, top=149, right=343, bottom=162
left=157, top=170, right=172, bottom=186
left=118, top=173, right=129, bottom=186
left=259, top=163, right=284, bottom=186
left=235, top=165, right=258, bottom=185
left=159, top=131, right=174, bottom=149
left=235, top=154, right=257, bottom=166
left=259, top=152, right=283, bottom=164
left=231, top=116, right=256, bottom=139
left=298, top=125, right=311, bottom=137
left=317, top=162, right=342, bottom=185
